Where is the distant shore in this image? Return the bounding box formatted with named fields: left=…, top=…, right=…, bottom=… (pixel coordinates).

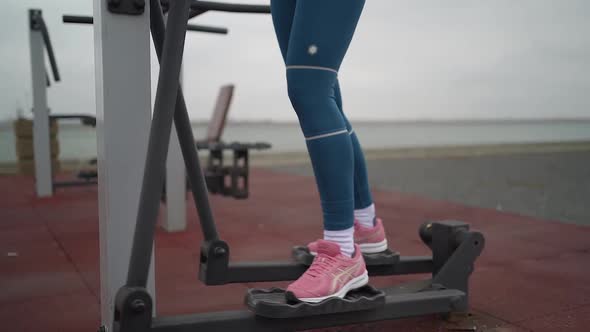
left=2, top=141, right=589, bottom=174
left=2, top=117, right=590, bottom=128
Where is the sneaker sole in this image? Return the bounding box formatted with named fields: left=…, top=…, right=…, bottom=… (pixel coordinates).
left=358, top=239, right=388, bottom=254
left=310, top=240, right=388, bottom=256
left=297, top=271, right=369, bottom=303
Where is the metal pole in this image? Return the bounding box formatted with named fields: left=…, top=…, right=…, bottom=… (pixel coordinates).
left=37, top=15, right=60, bottom=82
left=126, top=0, right=191, bottom=288
left=163, top=13, right=187, bottom=233
left=149, top=0, right=220, bottom=242
left=63, top=14, right=228, bottom=34
left=190, top=1, right=270, bottom=14
left=93, top=0, right=155, bottom=327
left=29, top=9, right=53, bottom=197
left=62, top=15, right=94, bottom=24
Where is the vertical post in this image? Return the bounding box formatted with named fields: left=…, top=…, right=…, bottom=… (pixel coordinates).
left=93, top=0, right=155, bottom=328
left=163, top=17, right=187, bottom=232
left=29, top=9, right=53, bottom=197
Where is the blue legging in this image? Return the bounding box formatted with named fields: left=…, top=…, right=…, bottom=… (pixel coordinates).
left=271, top=0, right=372, bottom=231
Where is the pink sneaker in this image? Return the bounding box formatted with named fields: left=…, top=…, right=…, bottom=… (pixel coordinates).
left=308, top=218, right=388, bottom=255
left=287, top=240, right=368, bottom=303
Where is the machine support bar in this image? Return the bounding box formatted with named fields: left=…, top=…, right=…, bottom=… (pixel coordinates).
left=224, top=256, right=433, bottom=283
left=63, top=14, right=228, bottom=34
left=149, top=0, right=220, bottom=241
left=126, top=0, right=191, bottom=288
left=150, top=289, right=463, bottom=332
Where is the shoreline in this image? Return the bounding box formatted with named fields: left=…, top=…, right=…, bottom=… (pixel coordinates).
left=2, top=140, right=590, bottom=174
left=2, top=117, right=590, bottom=128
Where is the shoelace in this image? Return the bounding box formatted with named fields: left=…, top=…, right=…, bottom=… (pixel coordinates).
left=305, top=254, right=337, bottom=278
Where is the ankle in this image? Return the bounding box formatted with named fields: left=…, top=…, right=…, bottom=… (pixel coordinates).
left=324, top=227, right=354, bottom=257
left=354, top=204, right=376, bottom=228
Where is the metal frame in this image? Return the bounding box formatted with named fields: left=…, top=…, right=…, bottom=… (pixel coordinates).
left=197, top=142, right=271, bottom=199
left=93, top=0, right=156, bottom=328
left=63, top=14, right=228, bottom=34
left=162, top=11, right=186, bottom=233
left=94, top=1, right=484, bottom=331
left=64, top=6, right=229, bottom=232
left=29, top=9, right=99, bottom=195
left=29, top=9, right=57, bottom=197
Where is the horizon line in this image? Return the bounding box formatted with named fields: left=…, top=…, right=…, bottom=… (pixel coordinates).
left=2, top=116, right=590, bottom=128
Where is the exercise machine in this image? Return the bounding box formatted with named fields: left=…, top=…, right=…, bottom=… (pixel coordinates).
left=63, top=12, right=270, bottom=200
left=164, top=84, right=272, bottom=200
left=195, top=84, right=271, bottom=199
left=27, top=9, right=98, bottom=196
left=161, top=84, right=272, bottom=200
left=93, top=1, right=485, bottom=331
left=62, top=11, right=228, bottom=196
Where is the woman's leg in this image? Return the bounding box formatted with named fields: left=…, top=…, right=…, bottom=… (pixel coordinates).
left=270, top=0, right=370, bottom=302
left=271, top=0, right=377, bottom=239
left=273, top=1, right=356, bottom=240
left=333, top=80, right=374, bottom=211
left=285, top=0, right=365, bottom=239
left=284, top=0, right=370, bottom=302
left=301, top=81, right=386, bottom=258
left=270, top=0, right=296, bottom=64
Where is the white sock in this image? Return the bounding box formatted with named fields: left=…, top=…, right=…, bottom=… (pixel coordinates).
left=324, top=227, right=355, bottom=257
left=354, top=203, right=376, bottom=228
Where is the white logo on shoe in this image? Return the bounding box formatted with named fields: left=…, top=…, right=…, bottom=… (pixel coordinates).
left=329, top=261, right=361, bottom=293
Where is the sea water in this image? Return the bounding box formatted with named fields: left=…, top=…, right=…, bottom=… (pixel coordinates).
left=1, top=120, right=590, bottom=163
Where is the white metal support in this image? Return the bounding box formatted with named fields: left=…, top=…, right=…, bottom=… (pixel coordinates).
left=93, top=0, right=156, bottom=328
left=29, top=9, right=53, bottom=197
left=163, top=57, right=187, bottom=232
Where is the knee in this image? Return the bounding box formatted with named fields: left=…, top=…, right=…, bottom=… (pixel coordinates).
left=286, top=70, right=333, bottom=108
left=286, top=69, right=343, bottom=135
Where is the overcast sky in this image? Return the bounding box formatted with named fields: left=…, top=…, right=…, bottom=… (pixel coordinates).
left=1, top=0, right=589, bottom=122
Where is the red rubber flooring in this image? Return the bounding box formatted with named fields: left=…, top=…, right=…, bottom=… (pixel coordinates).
left=1, top=169, right=589, bottom=331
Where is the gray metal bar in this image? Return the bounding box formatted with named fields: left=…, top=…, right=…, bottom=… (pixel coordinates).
left=227, top=261, right=308, bottom=283
left=226, top=256, right=433, bottom=283
left=63, top=14, right=227, bottom=34
left=190, top=1, right=270, bottom=14
left=54, top=180, right=98, bottom=187
left=163, top=8, right=187, bottom=233
left=150, top=289, right=463, bottom=332
left=126, top=0, right=191, bottom=288
left=188, top=9, right=206, bottom=18
left=432, top=230, right=485, bottom=312
left=63, top=15, right=93, bottom=24
left=187, top=24, right=227, bottom=34
left=370, top=256, right=433, bottom=276
left=149, top=0, right=220, bottom=242
left=49, top=114, right=97, bottom=126
left=36, top=14, right=60, bottom=81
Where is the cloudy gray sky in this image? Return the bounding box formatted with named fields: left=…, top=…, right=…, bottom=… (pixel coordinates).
left=1, top=0, right=589, bottom=122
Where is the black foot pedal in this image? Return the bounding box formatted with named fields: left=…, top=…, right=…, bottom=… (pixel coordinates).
left=292, top=246, right=400, bottom=266
left=246, top=285, right=385, bottom=318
